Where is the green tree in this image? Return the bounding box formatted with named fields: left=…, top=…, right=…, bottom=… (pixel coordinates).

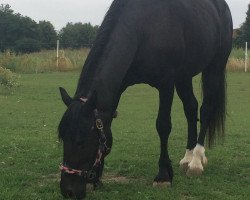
left=59, top=22, right=98, bottom=49
left=0, top=4, right=15, bottom=51
left=79, top=23, right=99, bottom=46
left=59, top=23, right=81, bottom=48
left=234, top=4, right=250, bottom=47
left=38, top=21, right=58, bottom=49
left=242, top=4, right=250, bottom=43
left=0, top=4, right=40, bottom=52
left=0, top=4, right=58, bottom=53
left=0, top=4, right=13, bottom=14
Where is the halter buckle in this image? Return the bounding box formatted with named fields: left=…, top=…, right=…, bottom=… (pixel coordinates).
left=87, top=170, right=97, bottom=181
left=96, top=119, right=103, bottom=130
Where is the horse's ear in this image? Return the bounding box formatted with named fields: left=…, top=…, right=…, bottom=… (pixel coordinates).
left=59, top=87, right=72, bottom=107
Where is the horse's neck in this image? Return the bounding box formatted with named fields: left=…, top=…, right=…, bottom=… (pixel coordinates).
left=96, top=38, right=137, bottom=112
left=76, top=23, right=138, bottom=113
left=73, top=49, right=101, bottom=98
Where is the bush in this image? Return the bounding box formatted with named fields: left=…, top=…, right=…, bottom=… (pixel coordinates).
left=0, top=66, right=19, bottom=88
left=0, top=50, right=18, bottom=71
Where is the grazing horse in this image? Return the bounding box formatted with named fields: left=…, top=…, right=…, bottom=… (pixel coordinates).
left=58, top=0, right=233, bottom=198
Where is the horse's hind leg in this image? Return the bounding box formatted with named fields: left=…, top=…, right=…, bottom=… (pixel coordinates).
left=153, top=83, right=174, bottom=187
left=175, top=79, right=205, bottom=173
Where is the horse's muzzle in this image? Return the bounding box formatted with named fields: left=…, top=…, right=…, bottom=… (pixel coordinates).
left=60, top=180, right=86, bottom=199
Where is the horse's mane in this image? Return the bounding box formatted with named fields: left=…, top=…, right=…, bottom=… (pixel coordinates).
left=75, top=0, right=129, bottom=97
left=85, top=0, right=128, bottom=68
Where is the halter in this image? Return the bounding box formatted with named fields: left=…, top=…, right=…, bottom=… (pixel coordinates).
left=60, top=108, right=110, bottom=182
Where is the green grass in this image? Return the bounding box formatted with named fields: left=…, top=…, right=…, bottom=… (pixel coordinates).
left=0, top=72, right=249, bottom=199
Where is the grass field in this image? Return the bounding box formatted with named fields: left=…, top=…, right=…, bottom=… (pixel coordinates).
left=0, top=72, right=249, bottom=199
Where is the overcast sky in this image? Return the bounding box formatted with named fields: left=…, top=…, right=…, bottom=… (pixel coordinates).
left=1, top=0, right=249, bottom=30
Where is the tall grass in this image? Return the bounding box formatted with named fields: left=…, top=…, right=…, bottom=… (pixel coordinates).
left=0, top=48, right=89, bottom=73
left=227, top=48, right=249, bottom=72
left=0, top=48, right=249, bottom=73
left=227, top=57, right=249, bottom=71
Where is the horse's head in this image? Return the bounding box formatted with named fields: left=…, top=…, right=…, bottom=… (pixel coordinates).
left=58, top=87, right=113, bottom=199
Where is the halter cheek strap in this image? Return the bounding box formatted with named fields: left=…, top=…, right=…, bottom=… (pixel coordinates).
left=92, top=109, right=110, bottom=165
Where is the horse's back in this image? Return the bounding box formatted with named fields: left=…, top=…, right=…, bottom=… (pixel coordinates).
left=122, top=0, right=232, bottom=85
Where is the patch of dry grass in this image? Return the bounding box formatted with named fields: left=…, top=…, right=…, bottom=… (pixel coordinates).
left=0, top=48, right=90, bottom=73
left=227, top=57, right=249, bottom=72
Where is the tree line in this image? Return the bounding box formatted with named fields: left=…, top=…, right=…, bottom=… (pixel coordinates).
left=0, top=4, right=98, bottom=53
left=233, top=4, right=250, bottom=48
left=1, top=3, right=250, bottom=53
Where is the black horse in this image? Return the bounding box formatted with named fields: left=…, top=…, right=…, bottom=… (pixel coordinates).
left=58, top=0, right=232, bottom=198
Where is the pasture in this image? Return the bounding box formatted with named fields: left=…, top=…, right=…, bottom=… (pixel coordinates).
left=0, top=72, right=249, bottom=199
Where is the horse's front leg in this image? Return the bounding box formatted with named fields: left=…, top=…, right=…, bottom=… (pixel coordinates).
left=153, top=85, right=174, bottom=187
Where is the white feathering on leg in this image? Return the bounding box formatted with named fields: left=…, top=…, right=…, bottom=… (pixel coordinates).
left=186, top=144, right=208, bottom=176
left=179, top=149, right=193, bottom=172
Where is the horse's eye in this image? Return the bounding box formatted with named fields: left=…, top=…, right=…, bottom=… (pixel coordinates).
left=91, top=126, right=95, bottom=131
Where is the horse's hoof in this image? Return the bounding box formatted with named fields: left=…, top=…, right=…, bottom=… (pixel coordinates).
left=179, top=162, right=189, bottom=173
left=186, top=167, right=203, bottom=176
left=153, top=181, right=171, bottom=187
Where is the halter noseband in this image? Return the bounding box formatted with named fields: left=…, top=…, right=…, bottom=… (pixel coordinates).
left=59, top=107, right=110, bottom=182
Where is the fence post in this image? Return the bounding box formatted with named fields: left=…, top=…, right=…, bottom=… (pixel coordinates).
left=57, top=40, right=60, bottom=69
left=245, top=42, right=248, bottom=72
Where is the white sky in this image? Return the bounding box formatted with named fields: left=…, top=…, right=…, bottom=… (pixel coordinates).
left=1, top=0, right=249, bottom=30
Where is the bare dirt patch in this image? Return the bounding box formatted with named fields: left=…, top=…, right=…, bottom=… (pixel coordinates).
left=102, top=173, right=146, bottom=184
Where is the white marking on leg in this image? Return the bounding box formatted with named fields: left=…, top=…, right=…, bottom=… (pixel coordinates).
left=179, top=149, right=193, bottom=172
left=186, top=144, right=208, bottom=176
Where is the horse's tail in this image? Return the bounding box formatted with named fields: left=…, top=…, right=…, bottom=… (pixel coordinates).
left=200, top=0, right=232, bottom=148
left=201, top=61, right=227, bottom=148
